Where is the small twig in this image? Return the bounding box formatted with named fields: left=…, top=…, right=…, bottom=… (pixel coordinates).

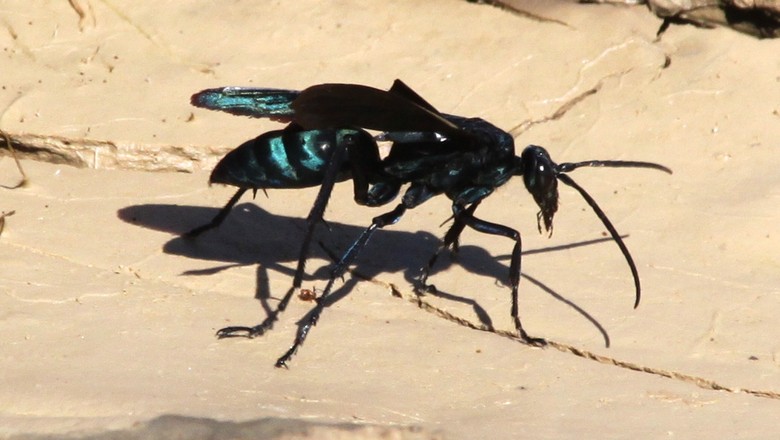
left=1, top=129, right=28, bottom=189
left=351, top=272, right=780, bottom=401
left=0, top=210, right=15, bottom=237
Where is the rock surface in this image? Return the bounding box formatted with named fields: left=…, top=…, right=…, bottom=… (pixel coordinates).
left=2, top=1, right=779, bottom=439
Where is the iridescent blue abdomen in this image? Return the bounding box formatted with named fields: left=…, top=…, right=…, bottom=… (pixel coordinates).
left=209, top=128, right=374, bottom=189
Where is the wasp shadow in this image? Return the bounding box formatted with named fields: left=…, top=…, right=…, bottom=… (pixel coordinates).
left=118, top=201, right=441, bottom=285
left=118, top=202, right=485, bottom=321
left=118, top=202, right=612, bottom=345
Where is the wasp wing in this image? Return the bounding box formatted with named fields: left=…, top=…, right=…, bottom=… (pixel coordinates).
left=193, top=80, right=481, bottom=150
left=192, top=81, right=455, bottom=132
left=373, top=79, right=459, bottom=144
left=387, top=79, right=441, bottom=113
left=191, top=87, right=300, bottom=121
left=291, top=82, right=461, bottom=136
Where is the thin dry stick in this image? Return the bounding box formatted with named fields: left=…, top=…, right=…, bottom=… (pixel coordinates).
left=316, top=238, right=778, bottom=399
left=1, top=129, right=26, bottom=237
left=1, top=129, right=28, bottom=189
left=362, top=277, right=780, bottom=401
left=0, top=210, right=16, bottom=237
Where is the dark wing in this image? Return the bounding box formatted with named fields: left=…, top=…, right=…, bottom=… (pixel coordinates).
left=191, top=87, right=300, bottom=121
left=291, top=81, right=462, bottom=137
left=193, top=80, right=480, bottom=149
left=387, top=79, right=441, bottom=113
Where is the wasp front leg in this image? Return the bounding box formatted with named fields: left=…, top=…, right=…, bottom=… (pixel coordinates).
left=450, top=202, right=546, bottom=346
left=416, top=201, right=482, bottom=294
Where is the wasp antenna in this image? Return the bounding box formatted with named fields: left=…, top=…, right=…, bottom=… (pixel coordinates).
left=556, top=173, right=641, bottom=308
left=558, top=160, right=672, bottom=175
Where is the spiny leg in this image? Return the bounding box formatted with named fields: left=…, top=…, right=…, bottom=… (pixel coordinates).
left=452, top=203, right=546, bottom=346
left=185, top=187, right=249, bottom=237
left=290, top=138, right=350, bottom=289
left=417, top=201, right=481, bottom=292
left=275, top=202, right=408, bottom=368
left=217, top=137, right=350, bottom=339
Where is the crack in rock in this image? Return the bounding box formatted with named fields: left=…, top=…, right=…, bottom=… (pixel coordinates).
left=378, top=276, right=780, bottom=401
left=1, top=131, right=230, bottom=172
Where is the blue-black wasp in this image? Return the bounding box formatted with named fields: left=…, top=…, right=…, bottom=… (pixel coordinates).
left=187, top=79, right=672, bottom=367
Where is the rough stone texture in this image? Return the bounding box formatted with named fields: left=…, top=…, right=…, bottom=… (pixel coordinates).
left=2, top=1, right=779, bottom=439
left=647, top=0, right=780, bottom=37
left=8, top=416, right=442, bottom=440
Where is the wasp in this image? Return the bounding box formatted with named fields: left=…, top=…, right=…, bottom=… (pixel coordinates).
left=187, top=80, right=671, bottom=367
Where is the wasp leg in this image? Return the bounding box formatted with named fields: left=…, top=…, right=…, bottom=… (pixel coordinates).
left=275, top=202, right=408, bottom=367
left=452, top=203, right=546, bottom=347
left=417, top=201, right=482, bottom=293
left=184, top=187, right=249, bottom=237
left=216, top=136, right=351, bottom=340
left=275, top=184, right=438, bottom=367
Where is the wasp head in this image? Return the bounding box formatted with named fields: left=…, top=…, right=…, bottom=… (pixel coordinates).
left=518, top=145, right=558, bottom=236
